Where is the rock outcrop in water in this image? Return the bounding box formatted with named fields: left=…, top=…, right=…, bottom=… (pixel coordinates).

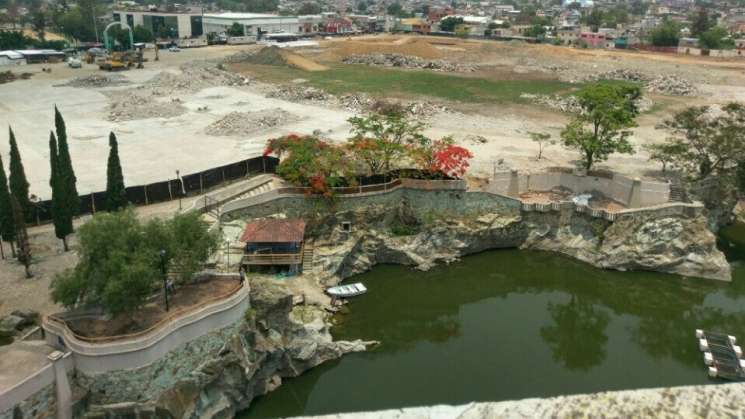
left=82, top=279, right=374, bottom=419
left=310, top=203, right=730, bottom=283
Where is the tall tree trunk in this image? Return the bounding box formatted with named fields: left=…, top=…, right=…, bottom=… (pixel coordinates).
left=10, top=241, right=15, bottom=258
left=0, top=240, right=4, bottom=260
left=62, top=236, right=69, bottom=252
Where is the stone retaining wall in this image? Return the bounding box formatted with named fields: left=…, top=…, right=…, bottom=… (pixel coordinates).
left=489, top=169, right=671, bottom=208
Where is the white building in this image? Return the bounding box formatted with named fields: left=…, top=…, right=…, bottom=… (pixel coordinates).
left=0, top=50, right=26, bottom=66
left=202, top=13, right=302, bottom=38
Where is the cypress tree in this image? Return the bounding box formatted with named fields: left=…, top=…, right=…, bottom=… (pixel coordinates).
left=12, top=195, right=31, bottom=278
left=50, top=132, right=73, bottom=251
left=54, top=106, right=80, bottom=217
left=0, top=153, right=16, bottom=257
left=8, top=126, right=30, bottom=218
left=105, top=132, right=128, bottom=212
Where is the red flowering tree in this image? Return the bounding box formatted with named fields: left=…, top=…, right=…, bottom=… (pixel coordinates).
left=264, top=135, right=353, bottom=198
left=408, top=136, right=473, bottom=179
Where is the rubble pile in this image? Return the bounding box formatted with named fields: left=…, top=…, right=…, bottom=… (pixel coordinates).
left=142, top=62, right=248, bottom=94
left=521, top=93, right=653, bottom=113
left=647, top=75, right=697, bottom=96
left=266, top=85, right=450, bottom=118
left=266, top=85, right=331, bottom=103
left=593, top=69, right=647, bottom=83
left=589, top=69, right=696, bottom=96
left=342, top=54, right=476, bottom=72
left=59, top=74, right=129, bottom=88
left=107, top=94, right=187, bottom=122
left=205, top=109, right=299, bottom=136
left=0, top=70, right=32, bottom=85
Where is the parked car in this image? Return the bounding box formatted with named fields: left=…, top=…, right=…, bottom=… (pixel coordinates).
left=67, top=57, right=82, bottom=68
left=168, top=46, right=181, bottom=52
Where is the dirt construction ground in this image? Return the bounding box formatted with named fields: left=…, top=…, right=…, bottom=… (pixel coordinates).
left=2, top=34, right=745, bottom=318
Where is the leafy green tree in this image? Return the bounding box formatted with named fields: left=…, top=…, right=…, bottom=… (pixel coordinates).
left=348, top=112, right=426, bottom=173
left=690, top=8, right=713, bottom=36
left=55, top=107, right=79, bottom=219
left=50, top=209, right=217, bottom=315
left=560, top=83, right=640, bottom=170
left=655, top=103, right=745, bottom=180
left=699, top=26, right=733, bottom=49
left=439, top=16, right=464, bottom=32
left=530, top=132, right=555, bottom=160
left=643, top=142, right=685, bottom=173
left=226, top=22, right=245, bottom=37
left=105, top=132, right=128, bottom=212
left=649, top=20, right=680, bottom=47
left=8, top=127, right=30, bottom=218
left=132, top=25, right=154, bottom=43
left=0, top=154, right=16, bottom=257
left=630, top=0, right=648, bottom=16
left=0, top=30, right=33, bottom=49
left=524, top=23, right=547, bottom=38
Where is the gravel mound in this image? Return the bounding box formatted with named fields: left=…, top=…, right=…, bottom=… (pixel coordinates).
left=59, top=74, right=129, bottom=88
left=342, top=53, right=476, bottom=73
left=206, top=109, right=299, bottom=136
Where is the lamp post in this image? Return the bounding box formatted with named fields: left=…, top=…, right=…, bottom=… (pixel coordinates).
left=176, top=169, right=182, bottom=211
left=160, top=249, right=169, bottom=311
left=225, top=240, right=230, bottom=272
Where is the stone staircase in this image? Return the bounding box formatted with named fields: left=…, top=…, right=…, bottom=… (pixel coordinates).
left=669, top=181, right=686, bottom=203
left=199, top=177, right=276, bottom=229
left=233, top=181, right=274, bottom=201
left=302, top=241, right=315, bottom=274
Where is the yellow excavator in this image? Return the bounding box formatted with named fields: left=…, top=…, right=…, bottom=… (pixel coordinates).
left=98, top=51, right=135, bottom=71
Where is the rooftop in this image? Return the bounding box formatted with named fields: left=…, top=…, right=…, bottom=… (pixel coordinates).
left=240, top=219, right=306, bottom=243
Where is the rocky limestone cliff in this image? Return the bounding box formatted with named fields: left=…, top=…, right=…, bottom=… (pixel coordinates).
left=310, top=204, right=730, bottom=283
left=81, top=279, right=374, bottom=419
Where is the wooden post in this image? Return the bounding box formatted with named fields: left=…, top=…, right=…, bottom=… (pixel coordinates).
left=222, top=168, right=226, bottom=183
left=91, top=192, right=96, bottom=214
left=0, top=235, right=4, bottom=260
left=262, top=157, right=266, bottom=173
left=246, top=160, right=250, bottom=177
left=144, top=185, right=149, bottom=205
left=167, top=180, right=173, bottom=201
left=199, top=173, right=204, bottom=194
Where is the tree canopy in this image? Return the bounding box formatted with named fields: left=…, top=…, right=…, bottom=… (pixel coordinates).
left=649, top=20, right=680, bottom=47
left=654, top=103, right=745, bottom=180
left=51, top=210, right=218, bottom=315
left=8, top=127, right=30, bottom=218
left=439, top=16, right=464, bottom=32
left=105, top=132, right=128, bottom=212
left=297, top=1, right=321, bottom=14
left=560, top=83, right=640, bottom=170
left=698, top=26, right=734, bottom=50
left=0, top=154, right=15, bottom=246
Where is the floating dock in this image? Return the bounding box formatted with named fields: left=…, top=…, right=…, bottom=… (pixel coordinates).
left=697, top=329, right=745, bottom=381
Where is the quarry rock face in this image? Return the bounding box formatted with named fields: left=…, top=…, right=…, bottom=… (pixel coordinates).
left=81, top=279, right=374, bottom=419
left=312, top=205, right=730, bottom=283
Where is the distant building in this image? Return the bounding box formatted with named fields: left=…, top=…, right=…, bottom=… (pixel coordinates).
left=324, top=16, right=354, bottom=34
left=397, top=18, right=431, bottom=34
left=578, top=32, right=607, bottom=48
left=0, top=50, right=26, bottom=66
left=202, top=13, right=301, bottom=39
left=112, top=8, right=204, bottom=39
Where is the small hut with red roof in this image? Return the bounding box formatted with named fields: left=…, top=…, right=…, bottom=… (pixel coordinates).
left=239, top=218, right=305, bottom=273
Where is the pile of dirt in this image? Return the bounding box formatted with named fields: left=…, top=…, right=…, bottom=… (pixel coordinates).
left=593, top=69, right=647, bottom=83
left=225, top=47, right=328, bottom=71
left=205, top=109, right=299, bottom=136
left=141, top=62, right=249, bottom=94
left=225, top=46, right=288, bottom=66
left=333, top=38, right=443, bottom=59
left=107, top=93, right=187, bottom=122
left=342, top=54, right=476, bottom=72
left=58, top=74, right=129, bottom=88
left=266, top=85, right=332, bottom=103
left=0, top=70, right=32, bottom=84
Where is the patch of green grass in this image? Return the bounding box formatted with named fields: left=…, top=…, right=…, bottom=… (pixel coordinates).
left=240, top=63, right=577, bottom=104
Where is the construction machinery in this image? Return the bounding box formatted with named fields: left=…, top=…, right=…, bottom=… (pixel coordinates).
left=98, top=51, right=135, bottom=71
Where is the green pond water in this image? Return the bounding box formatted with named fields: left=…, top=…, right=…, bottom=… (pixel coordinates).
left=242, top=224, right=745, bottom=418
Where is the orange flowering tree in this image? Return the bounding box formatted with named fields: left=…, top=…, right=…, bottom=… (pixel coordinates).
left=264, top=134, right=353, bottom=198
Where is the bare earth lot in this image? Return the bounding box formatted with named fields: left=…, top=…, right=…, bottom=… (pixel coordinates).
left=2, top=35, right=745, bottom=318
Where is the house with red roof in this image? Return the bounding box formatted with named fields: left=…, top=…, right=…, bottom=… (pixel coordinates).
left=239, top=218, right=306, bottom=273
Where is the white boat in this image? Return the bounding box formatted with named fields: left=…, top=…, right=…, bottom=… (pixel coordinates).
left=326, top=283, right=367, bottom=298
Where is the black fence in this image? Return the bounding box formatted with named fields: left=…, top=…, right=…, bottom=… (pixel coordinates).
left=29, top=156, right=278, bottom=225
